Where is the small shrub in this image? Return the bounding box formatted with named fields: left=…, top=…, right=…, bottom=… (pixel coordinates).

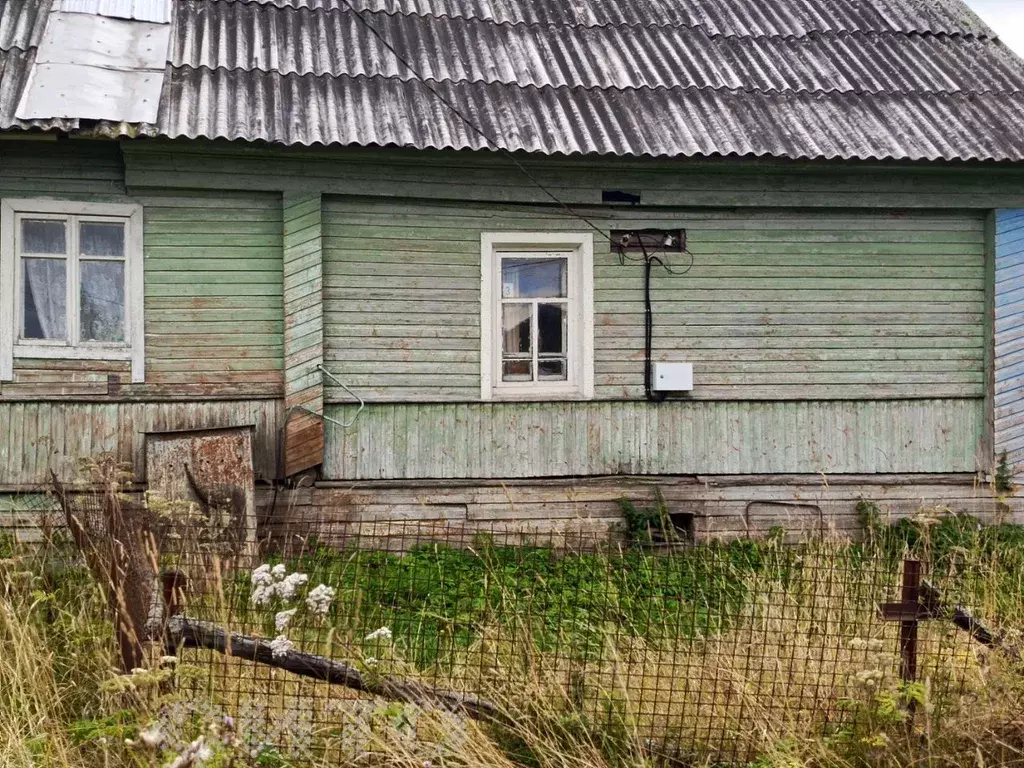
left=618, top=490, right=681, bottom=546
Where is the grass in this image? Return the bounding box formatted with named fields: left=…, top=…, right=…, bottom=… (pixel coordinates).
left=1, top=509, right=1024, bottom=767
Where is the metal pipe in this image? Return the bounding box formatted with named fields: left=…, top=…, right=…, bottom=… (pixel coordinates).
left=317, top=363, right=365, bottom=428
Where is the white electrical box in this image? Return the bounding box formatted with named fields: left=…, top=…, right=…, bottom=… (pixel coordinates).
left=652, top=362, right=694, bottom=392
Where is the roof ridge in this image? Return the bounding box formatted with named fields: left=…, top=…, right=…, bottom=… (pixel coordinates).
left=196, top=0, right=996, bottom=42
left=167, top=64, right=1024, bottom=100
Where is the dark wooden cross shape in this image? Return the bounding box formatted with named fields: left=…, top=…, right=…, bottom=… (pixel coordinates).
left=878, top=559, right=934, bottom=682
left=879, top=558, right=1003, bottom=684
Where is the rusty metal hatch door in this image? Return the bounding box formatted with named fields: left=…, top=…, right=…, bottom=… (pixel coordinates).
left=144, top=426, right=257, bottom=550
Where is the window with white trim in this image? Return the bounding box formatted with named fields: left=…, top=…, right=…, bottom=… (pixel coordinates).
left=1, top=200, right=145, bottom=382
left=481, top=233, right=594, bottom=400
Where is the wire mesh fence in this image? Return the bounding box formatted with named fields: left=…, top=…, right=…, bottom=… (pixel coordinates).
left=1, top=484, right=1020, bottom=766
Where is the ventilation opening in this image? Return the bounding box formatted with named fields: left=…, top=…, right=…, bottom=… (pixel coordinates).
left=668, top=510, right=696, bottom=541
left=602, top=190, right=641, bottom=205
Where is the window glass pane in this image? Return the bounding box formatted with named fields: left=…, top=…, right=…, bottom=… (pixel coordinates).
left=502, top=258, right=567, bottom=299
left=502, top=303, right=532, bottom=357
left=538, top=303, right=567, bottom=356
left=22, top=258, right=66, bottom=340
left=80, top=222, right=125, bottom=258
left=80, top=261, right=125, bottom=342
left=21, top=219, right=66, bottom=254
left=502, top=360, right=533, bottom=382
left=539, top=359, right=567, bottom=381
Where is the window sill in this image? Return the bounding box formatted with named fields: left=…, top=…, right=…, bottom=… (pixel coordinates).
left=487, top=388, right=592, bottom=402
left=14, top=344, right=132, bottom=362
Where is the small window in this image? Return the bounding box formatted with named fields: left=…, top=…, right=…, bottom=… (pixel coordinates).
left=481, top=233, right=594, bottom=400
left=1, top=200, right=144, bottom=382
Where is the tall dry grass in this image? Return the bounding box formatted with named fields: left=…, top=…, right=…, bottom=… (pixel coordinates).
left=2, top=513, right=1024, bottom=767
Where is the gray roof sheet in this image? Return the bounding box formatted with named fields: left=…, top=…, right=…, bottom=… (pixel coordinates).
left=0, top=0, right=51, bottom=51
left=236, top=0, right=994, bottom=37
left=160, top=68, right=1024, bottom=162
left=170, top=3, right=1024, bottom=94
left=5, top=0, right=1024, bottom=162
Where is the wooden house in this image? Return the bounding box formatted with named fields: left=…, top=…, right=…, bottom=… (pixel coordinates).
left=3, top=0, right=1024, bottom=537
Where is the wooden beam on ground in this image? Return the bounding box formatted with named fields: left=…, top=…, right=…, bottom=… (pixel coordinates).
left=162, top=615, right=503, bottom=723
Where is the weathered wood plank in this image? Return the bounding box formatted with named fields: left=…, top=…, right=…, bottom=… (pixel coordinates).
left=283, top=192, right=325, bottom=478
left=320, top=196, right=985, bottom=403
left=994, top=209, right=1024, bottom=472
left=122, top=140, right=1024, bottom=210
left=321, top=399, right=983, bottom=480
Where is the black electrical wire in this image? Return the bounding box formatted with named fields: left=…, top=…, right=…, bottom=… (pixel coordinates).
left=640, top=241, right=669, bottom=403
left=333, top=4, right=697, bottom=405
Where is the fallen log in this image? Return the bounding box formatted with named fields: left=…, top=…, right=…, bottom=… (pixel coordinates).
left=921, top=581, right=1020, bottom=661
left=163, top=615, right=504, bottom=723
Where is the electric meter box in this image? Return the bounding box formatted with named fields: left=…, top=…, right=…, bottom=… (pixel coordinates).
left=652, top=362, right=694, bottom=392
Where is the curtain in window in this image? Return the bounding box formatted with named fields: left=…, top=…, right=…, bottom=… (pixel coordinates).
left=22, top=259, right=66, bottom=340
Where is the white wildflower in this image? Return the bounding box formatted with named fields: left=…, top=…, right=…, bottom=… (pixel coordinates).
left=160, top=655, right=178, bottom=666
left=867, top=638, right=885, bottom=652
left=270, top=634, right=295, bottom=659
left=306, top=584, right=336, bottom=615
left=251, top=564, right=274, bottom=587
left=250, top=564, right=277, bottom=606
left=847, top=638, right=867, bottom=651
left=275, top=609, right=297, bottom=632
left=139, top=724, right=164, bottom=748
left=276, top=572, right=309, bottom=601
left=271, top=563, right=288, bottom=579
left=364, top=657, right=378, bottom=667
left=196, top=743, right=214, bottom=763
left=365, top=626, right=392, bottom=642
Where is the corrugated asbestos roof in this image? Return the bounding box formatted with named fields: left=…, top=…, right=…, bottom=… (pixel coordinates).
left=5, top=0, right=1024, bottom=162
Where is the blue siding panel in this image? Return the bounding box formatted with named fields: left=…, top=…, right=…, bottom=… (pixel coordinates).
left=995, top=209, right=1024, bottom=469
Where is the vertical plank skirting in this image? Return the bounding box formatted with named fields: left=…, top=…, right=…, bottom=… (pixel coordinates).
left=0, top=400, right=283, bottom=486
left=322, top=399, right=983, bottom=480
left=995, top=210, right=1024, bottom=470
left=283, top=192, right=324, bottom=477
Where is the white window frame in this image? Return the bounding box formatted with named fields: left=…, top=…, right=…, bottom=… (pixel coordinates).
left=0, top=199, right=144, bottom=383
left=481, top=232, right=594, bottom=401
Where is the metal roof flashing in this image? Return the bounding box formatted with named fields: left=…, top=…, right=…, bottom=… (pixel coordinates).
left=15, top=4, right=170, bottom=124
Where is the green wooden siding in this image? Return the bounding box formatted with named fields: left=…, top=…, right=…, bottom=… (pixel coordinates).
left=123, top=140, right=1024, bottom=211
left=137, top=189, right=284, bottom=394
left=0, top=142, right=132, bottom=399
left=0, top=141, right=126, bottom=200
left=0, top=143, right=286, bottom=399
left=0, top=400, right=282, bottom=486
left=323, top=197, right=985, bottom=401
left=323, top=399, right=983, bottom=479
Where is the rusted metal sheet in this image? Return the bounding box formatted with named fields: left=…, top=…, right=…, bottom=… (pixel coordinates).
left=322, top=399, right=984, bottom=480
left=144, top=425, right=257, bottom=549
